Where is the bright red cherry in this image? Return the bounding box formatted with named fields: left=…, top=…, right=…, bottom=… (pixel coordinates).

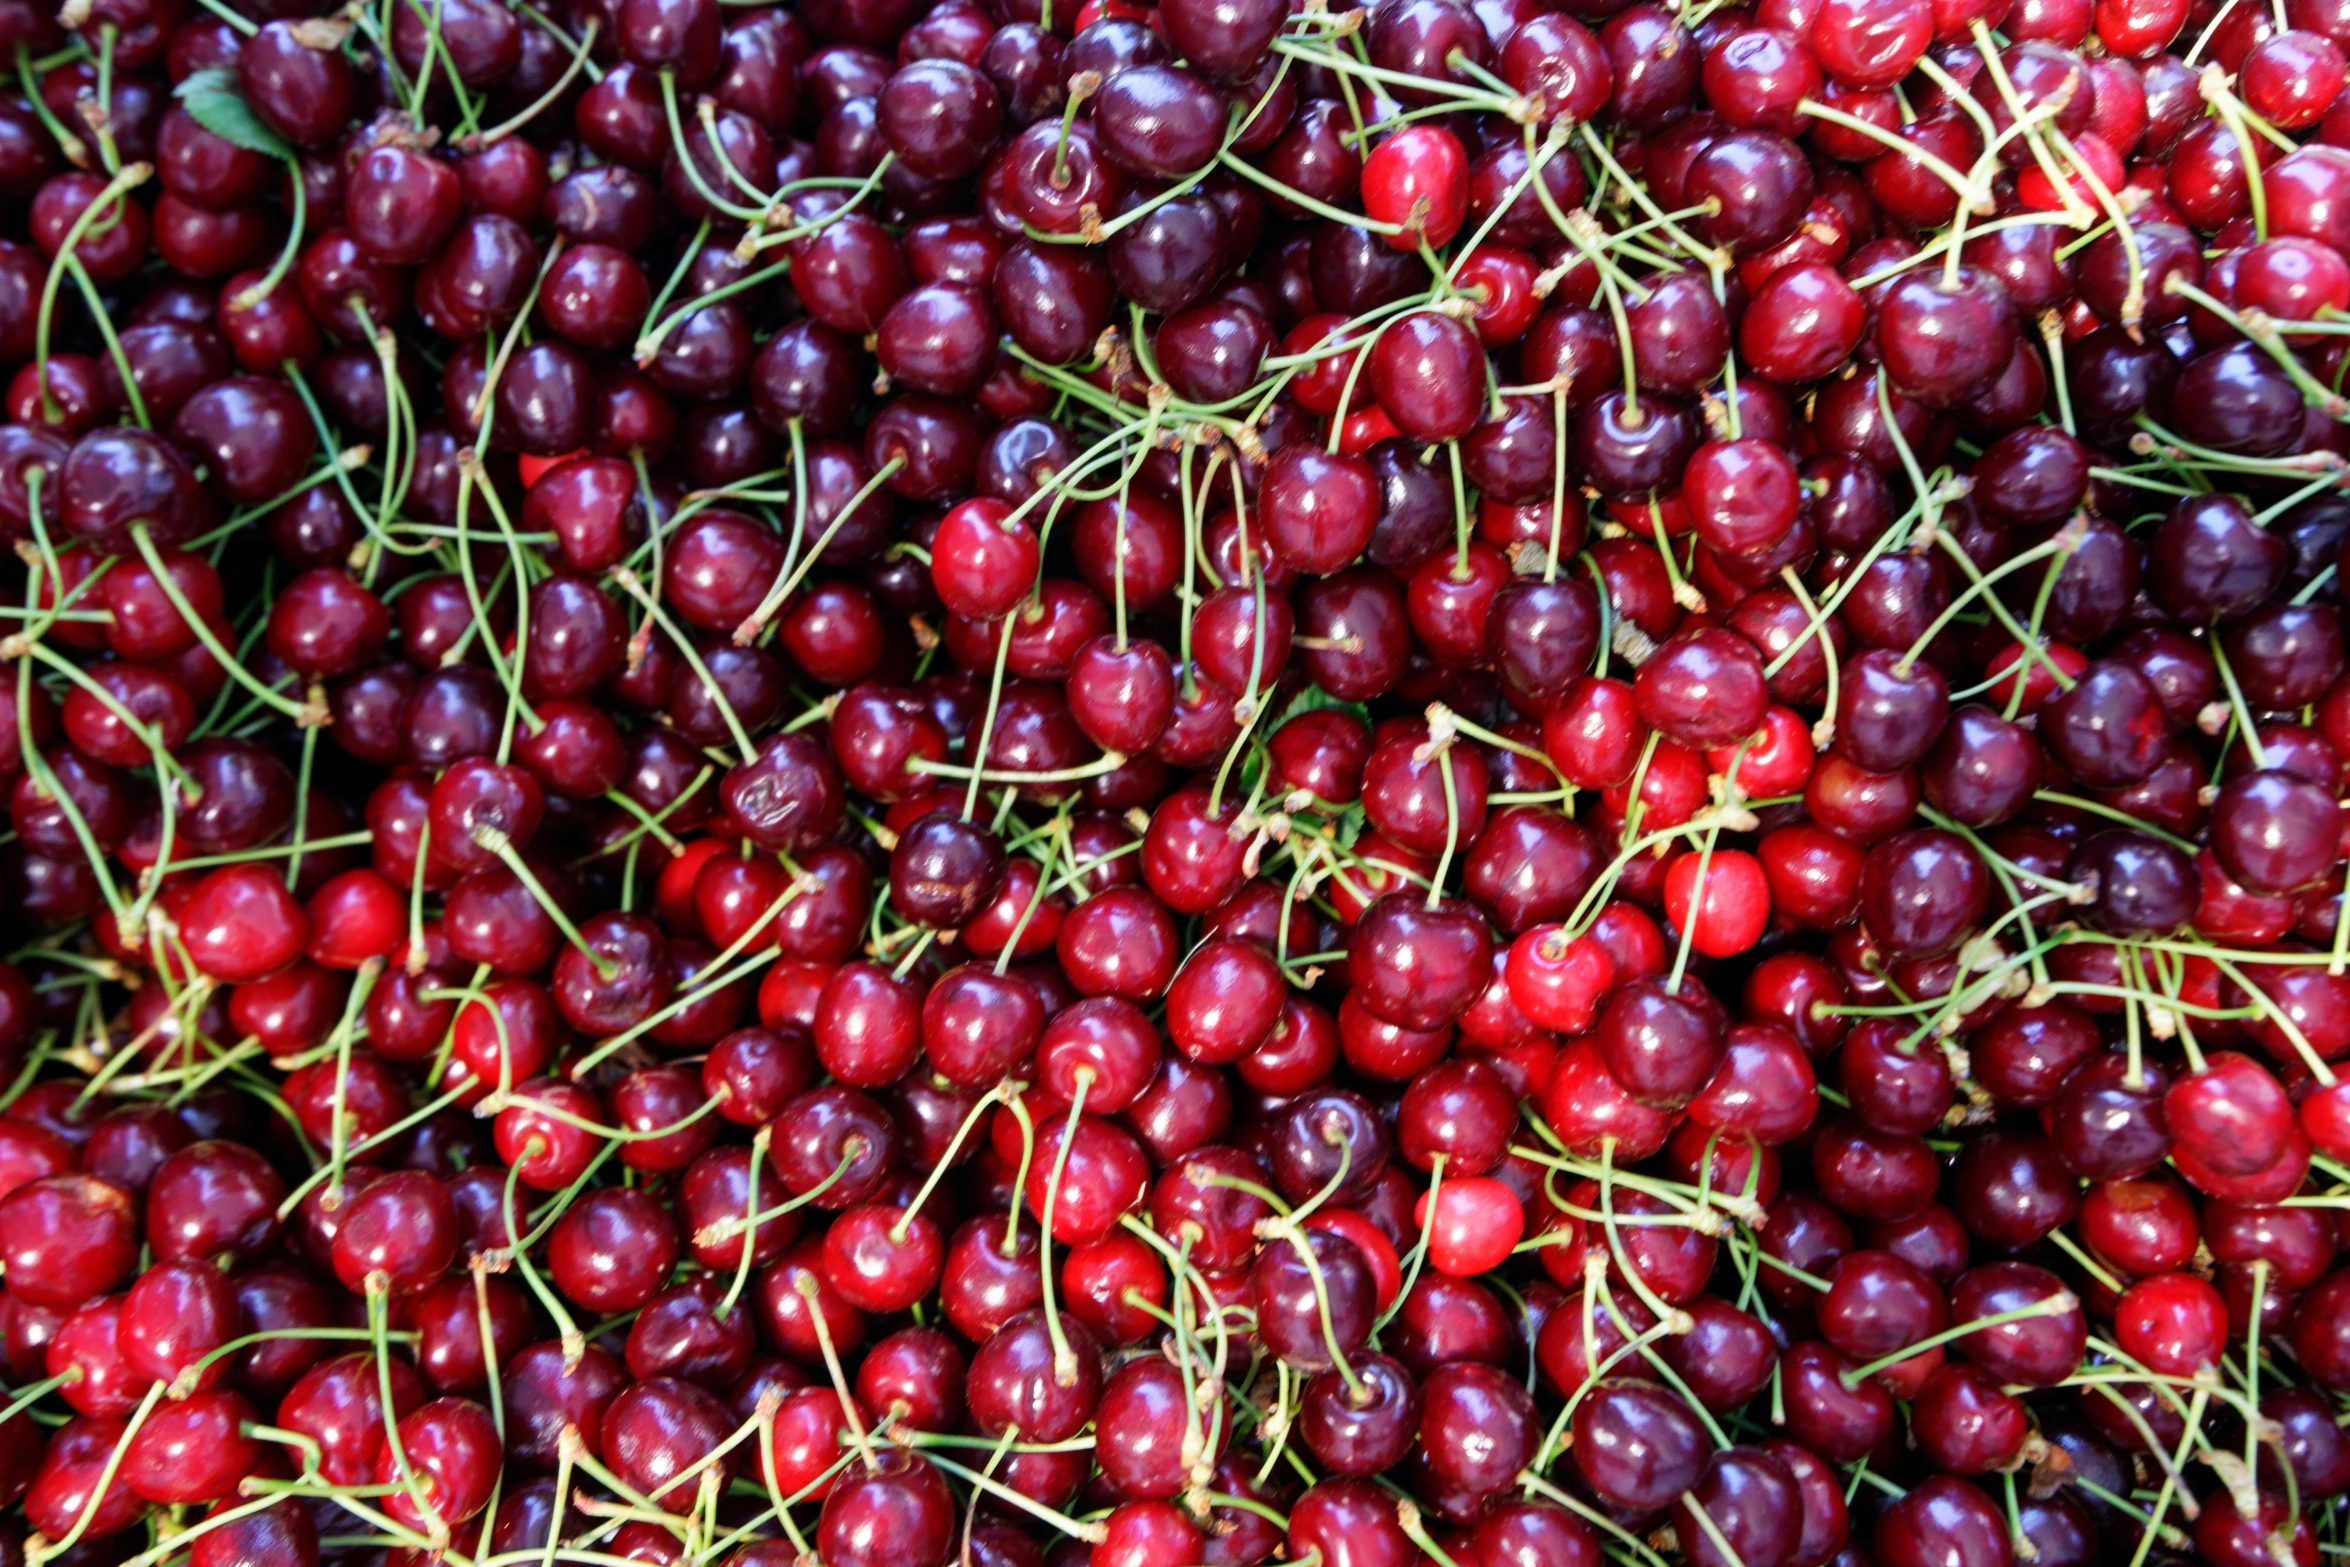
left=1362, top=125, right=1470, bottom=251
left=931, top=498, right=1040, bottom=620
left=2114, top=1272, right=2229, bottom=1376
left=1415, top=1176, right=1525, bottom=1276
left=1663, top=849, right=1772, bottom=958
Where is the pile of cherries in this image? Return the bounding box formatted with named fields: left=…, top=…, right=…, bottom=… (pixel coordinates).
left=5, top=0, right=2350, bottom=1558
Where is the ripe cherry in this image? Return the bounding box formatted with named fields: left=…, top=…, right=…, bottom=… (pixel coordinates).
left=1663, top=849, right=1772, bottom=958
left=1415, top=1177, right=1525, bottom=1276
left=1361, top=125, right=1469, bottom=250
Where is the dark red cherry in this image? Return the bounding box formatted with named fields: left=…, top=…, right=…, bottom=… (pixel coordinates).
left=1251, top=1230, right=1375, bottom=1371
left=1571, top=1380, right=1706, bottom=1512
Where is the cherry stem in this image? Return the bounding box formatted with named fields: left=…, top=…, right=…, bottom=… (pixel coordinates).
left=1395, top=1500, right=1466, bottom=1567
left=705, top=1125, right=774, bottom=1324
left=364, top=1289, right=435, bottom=1533
left=30, top=158, right=151, bottom=420
left=2203, top=74, right=2274, bottom=242
left=655, top=71, right=768, bottom=224
left=15, top=45, right=89, bottom=168
left=922, top=1450, right=1108, bottom=1542
left=2044, top=1227, right=2127, bottom=1296
left=733, top=455, right=908, bottom=645
left=1839, top=1290, right=2080, bottom=1387
left=482, top=828, right=618, bottom=979
left=495, top=1145, right=590, bottom=1361
left=1051, top=72, right=1097, bottom=185
left=703, top=1146, right=861, bottom=1249
left=889, top=1087, right=1005, bottom=1244
left=794, top=1270, right=879, bottom=1467
left=127, top=524, right=307, bottom=719
left=1035, top=1079, right=1091, bottom=1384
left=0, top=1370, right=73, bottom=1426
left=1896, top=530, right=2078, bottom=676
left=1517, top=1470, right=1675, bottom=1567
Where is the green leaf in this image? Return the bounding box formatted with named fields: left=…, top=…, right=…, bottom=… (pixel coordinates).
left=174, top=68, right=293, bottom=161
left=1272, top=682, right=1370, bottom=732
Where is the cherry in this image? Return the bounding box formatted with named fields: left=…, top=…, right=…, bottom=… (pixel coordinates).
left=819, top=1203, right=946, bottom=1314
left=1835, top=650, right=1950, bottom=775
left=2112, top=1270, right=2229, bottom=1376
left=279, top=1350, right=428, bottom=1488
left=141, top=1141, right=284, bottom=1273
left=614, top=1278, right=750, bottom=1394
left=1874, top=1477, right=2013, bottom=1567
left=2068, top=829, right=2199, bottom=937
left=1571, top=1380, right=1706, bottom=1511
left=1415, top=1177, right=1527, bottom=1277
left=1348, top=893, right=1494, bottom=1033
left=1021, top=1111, right=1149, bottom=1245
left=1811, top=1114, right=1942, bottom=1222
left=1413, top=1361, right=1534, bottom=1501
left=2166, top=1051, right=2294, bottom=1177
left=326, top=1169, right=457, bottom=1297
left=1857, top=828, right=1991, bottom=961
left=1093, top=1356, right=1225, bottom=1503
left=2046, top=1051, right=2173, bottom=1180
left=1830, top=1020, right=1948, bottom=1141
left=187, top=1494, right=320, bottom=1567
left=1634, top=628, right=1771, bottom=751
left=2212, top=769, right=2341, bottom=895
left=773, top=1085, right=899, bottom=1211
left=1058, top=886, right=1181, bottom=1000
left=1663, top=848, right=1773, bottom=958
left=1289, top=1478, right=1415, bottom=1567
left=1595, top=976, right=1728, bottom=1111
left=1094, top=1501, right=1206, bottom=1567
left=1644, top=1298, right=1769, bottom=1417
left=1820, top=1249, right=1948, bottom=1395
left=1389, top=1059, right=1513, bottom=1176
left=1293, top=1351, right=1420, bottom=1478
left=407, top=1274, right=532, bottom=1395
left=2076, top=1176, right=2196, bottom=1280
left=892, top=811, right=1008, bottom=929
left=1060, top=1232, right=1167, bottom=1349
left=595, top=1377, right=738, bottom=1516
left=1950, top=1129, right=2082, bottom=1251
left=1475, top=1502, right=1605, bottom=1567
left=1250, top=1229, right=1375, bottom=1371
left=1777, top=1340, right=1895, bottom=1463
left=490, top=1341, right=625, bottom=1476
left=28, top=1413, right=145, bottom=1539
left=1378, top=1271, right=1508, bottom=1381
left=56, top=664, right=191, bottom=770
left=607, top=1063, right=718, bottom=1173
left=962, top=1308, right=1101, bottom=1446
left=813, top=961, right=924, bottom=1089
left=548, top=1187, right=682, bottom=1314
left=74, top=1107, right=181, bottom=1201
left=2208, top=1199, right=2337, bottom=1289
left=739, top=1379, right=848, bottom=1502
left=1948, top=1262, right=2087, bottom=1386
left=440, top=980, right=560, bottom=1103
left=117, top=1257, right=235, bottom=1394
left=1902, top=1361, right=2027, bottom=1480
left=912, top=963, right=1038, bottom=1090
left=1490, top=586, right=1609, bottom=717
left=48, top=1294, right=144, bottom=1420
left=1670, top=1446, right=1803, bottom=1567
left=0, top=1174, right=138, bottom=1308
left=1362, top=125, right=1469, bottom=250
left=1163, top=937, right=1286, bottom=1067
